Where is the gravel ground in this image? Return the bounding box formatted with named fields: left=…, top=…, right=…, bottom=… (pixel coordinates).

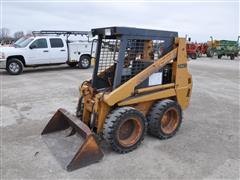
left=0, top=57, right=239, bottom=179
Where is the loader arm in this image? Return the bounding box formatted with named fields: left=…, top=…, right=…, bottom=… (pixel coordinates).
left=104, top=38, right=192, bottom=110
left=103, top=47, right=177, bottom=106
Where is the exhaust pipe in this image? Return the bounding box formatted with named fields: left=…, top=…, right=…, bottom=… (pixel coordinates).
left=41, top=108, right=104, bottom=171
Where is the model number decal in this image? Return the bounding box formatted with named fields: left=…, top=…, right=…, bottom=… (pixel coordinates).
left=178, top=63, right=187, bottom=68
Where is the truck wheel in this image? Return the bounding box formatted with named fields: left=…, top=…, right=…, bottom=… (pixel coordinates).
left=218, top=55, right=222, bottom=59
left=76, top=96, right=84, bottom=119
left=68, top=62, right=77, bottom=67
left=79, top=55, right=91, bottom=69
left=147, top=99, right=182, bottom=139
left=230, top=55, right=235, bottom=60
left=103, top=107, right=146, bottom=153
left=6, top=58, right=24, bottom=75
left=191, top=53, right=197, bottom=59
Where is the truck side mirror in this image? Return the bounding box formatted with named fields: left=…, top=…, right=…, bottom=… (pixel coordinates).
left=29, top=44, right=37, bottom=49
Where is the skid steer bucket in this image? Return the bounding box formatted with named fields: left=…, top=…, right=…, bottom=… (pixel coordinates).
left=41, top=108, right=104, bottom=171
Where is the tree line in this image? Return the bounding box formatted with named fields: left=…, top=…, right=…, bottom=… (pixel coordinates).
left=0, top=27, right=32, bottom=45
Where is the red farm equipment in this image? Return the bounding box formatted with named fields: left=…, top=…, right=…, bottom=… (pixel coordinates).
left=186, top=42, right=199, bottom=59
left=186, top=41, right=209, bottom=59
left=197, top=43, right=209, bottom=56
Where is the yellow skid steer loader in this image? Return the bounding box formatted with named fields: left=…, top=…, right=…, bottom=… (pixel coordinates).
left=42, top=27, right=192, bottom=171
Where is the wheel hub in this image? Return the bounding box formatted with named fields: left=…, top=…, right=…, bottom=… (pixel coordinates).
left=81, top=58, right=89, bottom=68
left=161, top=108, right=179, bottom=134
left=9, top=62, right=20, bottom=72
left=117, top=118, right=142, bottom=147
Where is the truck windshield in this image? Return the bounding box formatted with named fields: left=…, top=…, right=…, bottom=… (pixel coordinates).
left=14, top=37, right=34, bottom=48
left=14, top=37, right=26, bottom=45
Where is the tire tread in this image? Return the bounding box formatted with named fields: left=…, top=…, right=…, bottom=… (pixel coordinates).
left=147, top=99, right=182, bottom=140
left=103, top=107, right=146, bottom=154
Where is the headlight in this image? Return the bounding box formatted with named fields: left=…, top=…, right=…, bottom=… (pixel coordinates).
left=0, top=52, right=5, bottom=59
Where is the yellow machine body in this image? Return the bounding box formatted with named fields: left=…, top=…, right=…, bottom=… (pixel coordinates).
left=81, top=38, right=192, bottom=134
left=41, top=27, right=192, bottom=171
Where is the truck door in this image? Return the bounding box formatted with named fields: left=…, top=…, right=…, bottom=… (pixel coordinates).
left=27, top=38, right=50, bottom=65
left=49, top=38, right=68, bottom=63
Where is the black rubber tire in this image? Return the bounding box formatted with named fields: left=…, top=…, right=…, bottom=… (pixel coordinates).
left=6, top=58, right=24, bottom=75
left=207, top=48, right=214, bottom=57
left=79, top=55, right=91, bottom=69
left=191, top=53, right=197, bottom=59
left=147, top=99, right=182, bottom=139
left=230, top=55, right=235, bottom=60
left=196, top=50, right=201, bottom=57
left=218, top=55, right=222, bottom=59
left=76, top=96, right=84, bottom=119
left=68, top=62, right=77, bottom=67
left=103, top=106, right=146, bottom=153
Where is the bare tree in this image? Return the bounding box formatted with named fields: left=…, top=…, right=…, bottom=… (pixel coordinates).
left=14, top=31, right=24, bottom=39
left=0, top=28, right=13, bottom=45
left=0, top=27, right=10, bottom=38
left=25, top=30, right=33, bottom=37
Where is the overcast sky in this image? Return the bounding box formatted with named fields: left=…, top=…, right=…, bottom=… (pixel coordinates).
left=1, top=0, right=239, bottom=42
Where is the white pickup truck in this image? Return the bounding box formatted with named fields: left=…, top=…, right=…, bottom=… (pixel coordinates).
left=0, top=33, right=95, bottom=75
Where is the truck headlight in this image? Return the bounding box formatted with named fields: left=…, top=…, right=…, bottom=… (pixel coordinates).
left=0, top=52, right=5, bottom=59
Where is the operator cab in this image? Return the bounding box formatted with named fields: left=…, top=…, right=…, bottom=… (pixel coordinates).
left=91, top=27, right=178, bottom=90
